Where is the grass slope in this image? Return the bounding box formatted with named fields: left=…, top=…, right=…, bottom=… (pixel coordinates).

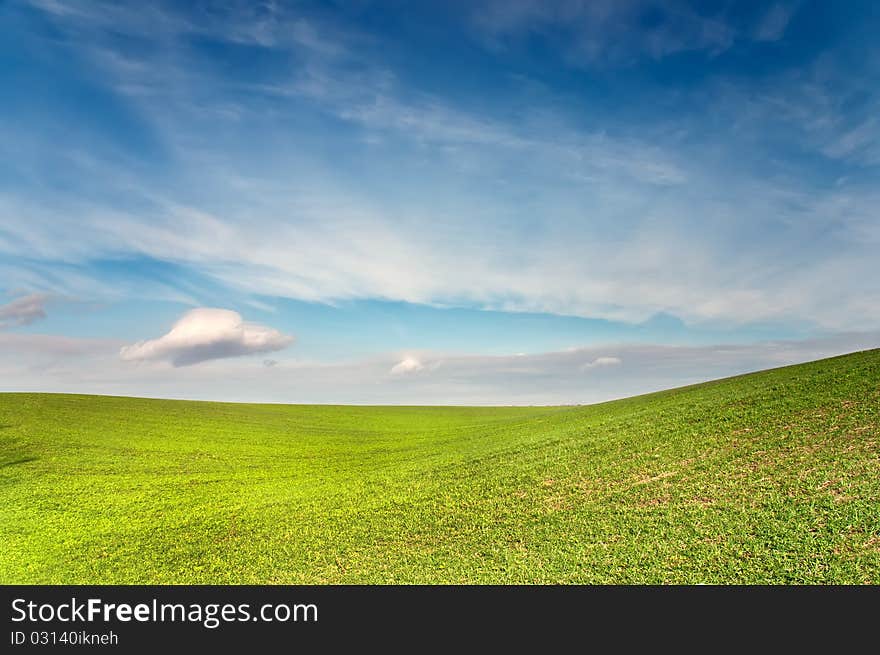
left=1, top=350, right=879, bottom=584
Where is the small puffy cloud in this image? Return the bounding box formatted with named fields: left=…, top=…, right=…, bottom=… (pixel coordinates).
left=581, top=355, right=622, bottom=371
left=0, top=293, right=48, bottom=329
left=120, top=308, right=293, bottom=367
left=390, top=356, right=424, bottom=376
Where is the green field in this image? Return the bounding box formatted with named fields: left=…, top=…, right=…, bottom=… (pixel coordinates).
left=1, top=350, right=879, bottom=584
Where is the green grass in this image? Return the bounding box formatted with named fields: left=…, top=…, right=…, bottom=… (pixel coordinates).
left=1, top=349, right=879, bottom=584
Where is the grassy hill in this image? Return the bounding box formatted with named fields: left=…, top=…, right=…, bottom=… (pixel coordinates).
left=1, top=350, right=878, bottom=584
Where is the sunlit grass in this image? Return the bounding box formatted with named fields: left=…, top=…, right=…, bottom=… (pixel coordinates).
left=1, top=350, right=878, bottom=583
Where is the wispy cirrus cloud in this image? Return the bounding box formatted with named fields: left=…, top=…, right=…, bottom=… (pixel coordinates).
left=752, top=3, right=798, bottom=42
left=2, top=0, right=878, bottom=339
left=469, top=0, right=794, bottom=64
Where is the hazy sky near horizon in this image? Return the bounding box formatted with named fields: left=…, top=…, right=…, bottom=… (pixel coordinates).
left=1, top=0, right=879, bottom=403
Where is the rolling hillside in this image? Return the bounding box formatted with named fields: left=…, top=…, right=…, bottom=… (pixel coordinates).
left=1, top=350, right=878, bottom=584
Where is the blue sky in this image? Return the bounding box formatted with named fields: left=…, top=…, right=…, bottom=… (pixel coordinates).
left=1, top=1, right=878, bottom=403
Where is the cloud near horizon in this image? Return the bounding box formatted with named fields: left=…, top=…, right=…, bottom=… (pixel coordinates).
left=120, top=308, right=293, bottom=367
left=581, top=356, right=622, bottom=371
left=390, top=356, right=425, bottom=376
left=5, top=330, right=878, bottom=405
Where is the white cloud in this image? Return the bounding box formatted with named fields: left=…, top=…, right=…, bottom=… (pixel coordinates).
left=0, top=293, right=49, bottom=329
left=390, top=356, right=425, bottom=376
left=581, top=355, right=622, bottom=370
left=119, top=308, right=293, bottom=367
left=5, top=174, right=879, bottom=331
